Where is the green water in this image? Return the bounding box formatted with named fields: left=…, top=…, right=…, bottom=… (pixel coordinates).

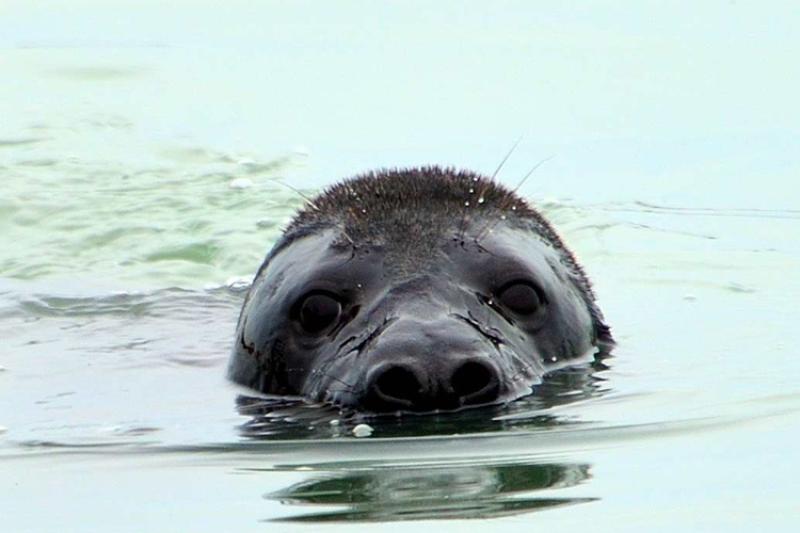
left=2, top=2, right=800, bottom=531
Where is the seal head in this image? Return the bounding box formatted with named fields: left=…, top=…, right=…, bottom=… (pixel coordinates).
left=229, top=166, right=612, bottom=413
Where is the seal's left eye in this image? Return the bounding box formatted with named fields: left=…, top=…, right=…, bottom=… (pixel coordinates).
left=497, top=282, right=545, bottom=316
left=298, top=293, right=342, bottom=333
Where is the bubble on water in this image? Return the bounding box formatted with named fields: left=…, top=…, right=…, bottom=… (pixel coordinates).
left=256, top=218, right=275, bottom=229
left=469, top=188, right=474, bottom=193
left=511, top=205, right=517, bottom=211
left=472, top=177, right=479, bottom=182
left=352, top=423, right=374, bottom=437
left=361, top=208, right=367, bottom=214
left=477, top=197, right=485, bottom=204
left=229, top=177, right=253, bottom=189
left=500, top=215, right=507, bottom=220
left=356, top=283, right=363, bottom=289
left=464, top=201, right=470, bottom=207
left=550, top=356, right=558, bottom=362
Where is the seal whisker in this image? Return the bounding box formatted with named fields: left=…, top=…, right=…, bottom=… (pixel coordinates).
left=274, top=179, right=321, bottom=211
left=475, top=155, right=554, bottom=244
left=509, top=155, right=554, bottom=196
left=490, top=135, right=525, bottom=181
left=456, top=137, right=524, bottom=243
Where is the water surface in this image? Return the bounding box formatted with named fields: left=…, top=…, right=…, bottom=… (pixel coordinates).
left=2, top=2, right=799, bottom=531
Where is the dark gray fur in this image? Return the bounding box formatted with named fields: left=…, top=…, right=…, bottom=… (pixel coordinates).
left=230, top=166, right=613, bottom=412
left=270, top=166, right=610, bottom=344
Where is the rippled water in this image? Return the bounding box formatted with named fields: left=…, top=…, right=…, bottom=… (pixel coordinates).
left=2, top=2, right=800, bottom=532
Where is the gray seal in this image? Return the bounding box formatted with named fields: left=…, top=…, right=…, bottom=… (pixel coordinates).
left=228, top=166, right=612, bottom=413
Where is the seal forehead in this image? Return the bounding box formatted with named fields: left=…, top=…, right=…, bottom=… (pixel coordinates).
left=287, top=167, right=524, bottom=257
left=280, top=166, right=597, bottom=303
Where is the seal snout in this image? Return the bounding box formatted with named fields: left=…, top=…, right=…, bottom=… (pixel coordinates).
left=363, top=358, right=501, bottom=413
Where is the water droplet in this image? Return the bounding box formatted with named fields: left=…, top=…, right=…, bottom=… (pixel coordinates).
left=511, top=205, right=517, bottom=211
left=352, top=423, right=373, bottom=438
left=550, top=356, right=558, bottom=362
left=472, top=177, right=479, bottom=182
left=357, top=283, right=363, bottom=289
left=361, top=208, right=367, bottom=214
left=464, top=201, right=470, bottom=207
left=477, top=197, right=485, bottom=204
left=469, top=188, right=474, bottom=193
left=500, top=215, right=507, bottom=220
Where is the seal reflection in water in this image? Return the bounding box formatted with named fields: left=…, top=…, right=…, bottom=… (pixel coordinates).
left=229, top=167, right=613, bottom=413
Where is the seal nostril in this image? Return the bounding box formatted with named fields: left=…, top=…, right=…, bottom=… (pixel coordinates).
left=451, top=360, right=500, bottom=405
left=369, top=364, right=424, bottom=410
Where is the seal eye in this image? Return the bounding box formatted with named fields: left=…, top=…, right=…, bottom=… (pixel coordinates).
left=298, top=293, right=342, bottom=334
left=497, top=282, right=544, bottom=316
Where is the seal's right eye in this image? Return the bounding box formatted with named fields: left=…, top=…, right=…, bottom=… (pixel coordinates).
left=298, top=293, right=342, bottom=334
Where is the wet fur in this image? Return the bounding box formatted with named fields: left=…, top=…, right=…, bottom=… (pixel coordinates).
left=268, top=166, right=611, bottom=345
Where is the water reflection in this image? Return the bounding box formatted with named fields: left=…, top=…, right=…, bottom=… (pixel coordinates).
left=265, top=460, right=595, bottom=522
left=233, top=356, right=608, bottom=521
